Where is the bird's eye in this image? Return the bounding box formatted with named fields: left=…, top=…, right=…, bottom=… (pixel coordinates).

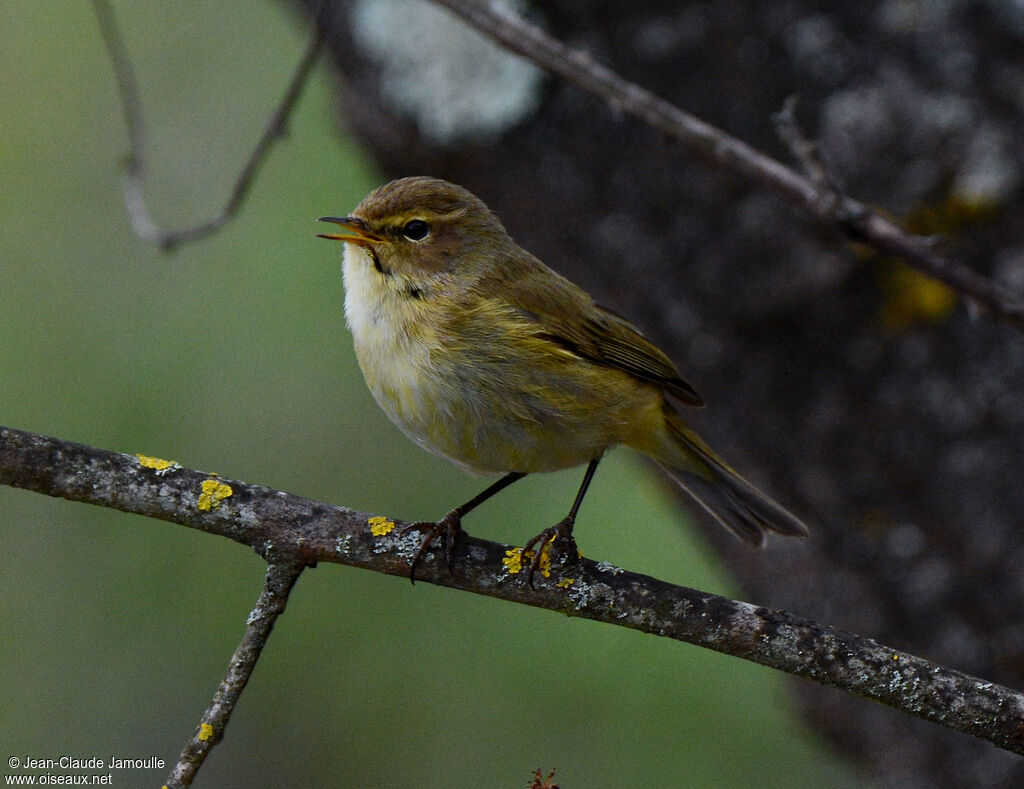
left=402, top=219, right=430, bottom=241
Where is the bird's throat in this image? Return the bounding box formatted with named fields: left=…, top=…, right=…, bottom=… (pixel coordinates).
left=342, top=243, right=431, bottom=344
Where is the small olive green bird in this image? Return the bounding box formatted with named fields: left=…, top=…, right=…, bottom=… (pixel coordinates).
left=319, top=176, right=807, bottom=576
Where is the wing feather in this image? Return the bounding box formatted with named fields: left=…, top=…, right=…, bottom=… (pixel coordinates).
left=497, top=252, right=704, bottom=407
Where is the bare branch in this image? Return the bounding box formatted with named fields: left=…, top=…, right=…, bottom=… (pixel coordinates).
left=164, top=560, right=305, bottom=788
left=430, top=0, right=1024, bottom=331
left=90, top=0, right=326, bottom=251
left=4, top=424, right=1024, bottom=755
left=772, top=95, right=836, bottom=195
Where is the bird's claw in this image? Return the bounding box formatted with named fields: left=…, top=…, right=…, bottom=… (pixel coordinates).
left=401, top=512, right=466, bottom=583
left=521, top=517, right=579, bottom=589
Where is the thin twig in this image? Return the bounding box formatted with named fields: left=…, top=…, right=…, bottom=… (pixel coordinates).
left=164, top=560, right=306, bottom=788
left=429, top=0, right=1024, bottom=331
left=91, top=0, right=147, bottom=187
left=4, top=424, right=1024, bottom=755
left=90, top=0, right=326, bottom=251
left=772, top=95, right=835, bottom=193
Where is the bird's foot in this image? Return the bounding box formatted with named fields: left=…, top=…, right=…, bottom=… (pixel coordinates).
left=401, top=511, right=466, bottom=584
left=521, top=517, right=580, bottom=589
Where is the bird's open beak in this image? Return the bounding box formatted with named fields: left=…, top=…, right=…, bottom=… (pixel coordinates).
left=317, top=217, right=383, bottom=246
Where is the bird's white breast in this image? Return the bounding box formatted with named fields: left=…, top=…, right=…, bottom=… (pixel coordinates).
left=341, top=244, right=460, bottom=461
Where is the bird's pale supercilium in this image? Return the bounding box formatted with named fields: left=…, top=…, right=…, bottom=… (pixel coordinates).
left=319, top=176, right=807, bottom=579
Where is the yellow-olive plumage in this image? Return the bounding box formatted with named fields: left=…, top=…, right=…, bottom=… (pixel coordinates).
left=319, top=176, right=806, bottom=565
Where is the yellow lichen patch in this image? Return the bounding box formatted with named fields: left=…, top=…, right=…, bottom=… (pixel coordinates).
left=536, top=537, right=554, bottom=579
left=556, top=577, right=574, bottom=589
left=504, top=538, right=558, bottom=578
left=198, top=723, right=215, bottom=742
left=368, top=515, right=395, bottom=536
left=137, top=454, right=179, bottom=475
left=503, top=547, right=530, bottom=574
left=197, top=479, right=233, bottom=511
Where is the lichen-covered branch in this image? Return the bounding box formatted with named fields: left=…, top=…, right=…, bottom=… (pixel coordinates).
left=430, top=0, right=1024, bottom=331
left=3, top=424, right=1024, bottom=755
left=164, top=560, right=305, bottom=789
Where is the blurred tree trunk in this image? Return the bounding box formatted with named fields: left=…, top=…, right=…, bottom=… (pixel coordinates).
left=294, top=1, right=1024, bottom=785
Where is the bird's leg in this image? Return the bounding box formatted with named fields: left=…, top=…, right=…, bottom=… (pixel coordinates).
left=403, top=471, right=527, bottom=582
left=522, top=457, right=601, bottom=587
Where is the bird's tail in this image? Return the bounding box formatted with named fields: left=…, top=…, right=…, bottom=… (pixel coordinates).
left=654, top=405, right=808, bottom=545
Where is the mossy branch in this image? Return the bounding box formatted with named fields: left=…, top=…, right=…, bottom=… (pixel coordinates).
left=4, top=424, right=1024, bottom=766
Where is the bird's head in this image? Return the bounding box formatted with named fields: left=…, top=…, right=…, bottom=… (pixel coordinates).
left=319, top=176, right=510, bottom=283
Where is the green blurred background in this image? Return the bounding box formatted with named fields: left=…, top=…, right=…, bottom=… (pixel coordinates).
left=1, top=3, right=866, bottom=786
